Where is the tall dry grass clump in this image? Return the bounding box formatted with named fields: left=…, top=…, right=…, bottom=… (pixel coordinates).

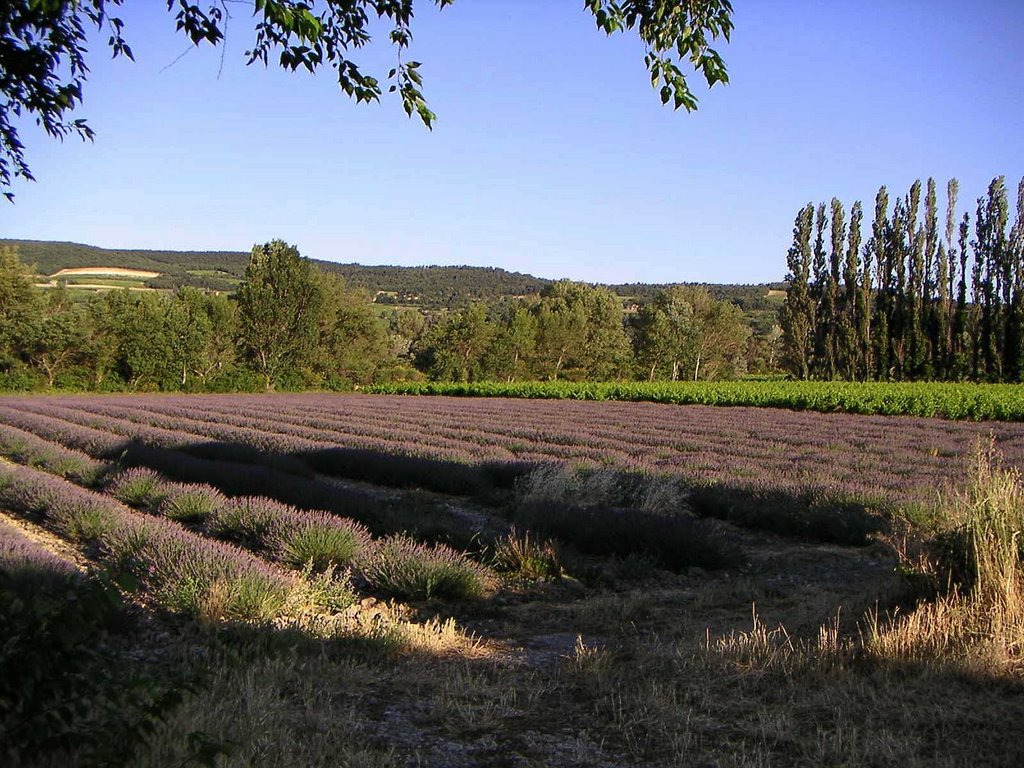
left=868, top=438, right=1024, bottom=669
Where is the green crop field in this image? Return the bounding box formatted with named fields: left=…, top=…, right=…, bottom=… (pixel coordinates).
left=367, top=379, right=1024, bottom=421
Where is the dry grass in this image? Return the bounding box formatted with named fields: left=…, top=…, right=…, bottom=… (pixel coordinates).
left=560, top=614, right=1024, bottom=767
left=133, top=653, right=399, bottom=768
left=867, top=438, right=1024, bottom=671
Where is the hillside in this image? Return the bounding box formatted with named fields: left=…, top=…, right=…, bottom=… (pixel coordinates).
left=2, top=239, right=784, bottom=309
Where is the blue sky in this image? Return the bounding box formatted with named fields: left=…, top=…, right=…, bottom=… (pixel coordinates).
left=3, top=1, right=1023, bottom=284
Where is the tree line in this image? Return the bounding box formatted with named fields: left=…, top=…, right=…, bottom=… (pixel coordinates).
left=0, top=241, right=394, bottom=392
left=1, top=240, right=762, bottom=392
left=780, top=176, right=1024, bottom=382
left=410, top=281, right=753, bottom=383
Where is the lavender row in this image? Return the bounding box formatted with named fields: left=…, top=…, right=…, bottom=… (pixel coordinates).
left=0, top=405, right=127, bottom=457
left=0, top=403, right=874, bottom=551
left=106, top=468, right=490, bottom=601
left=8, top=401, right=316, bottom=477
left=0, top=405, right=501, bottom=542
left=109, top=468, right=373, bottom=572
left=0, top=422, right=108, bottom=486
left=57, top=398, right=531, bottom=492
left=0, top=461, right=297, bottom=622
left=32, top=397, right=507, bottom=472
left=9, top=393, right=1024, bottom=534
left=11, top=396, right=615, bottom=484
left=0, top=516, right=82, bottom=585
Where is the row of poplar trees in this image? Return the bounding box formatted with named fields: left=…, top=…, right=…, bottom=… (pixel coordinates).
left=780, top=176, right=1024, bottom=382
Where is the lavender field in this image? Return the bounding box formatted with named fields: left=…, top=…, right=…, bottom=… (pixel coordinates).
left=2, top=393, right=1022, bottom=510
left=3, top=393, right=1024, bottom=767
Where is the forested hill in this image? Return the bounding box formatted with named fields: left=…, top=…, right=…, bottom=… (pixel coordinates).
left=330, top=264, right=547, bottom=305
left=3, top=238, right=782, bottom=309
left=3, top=239, right=548, bottom=300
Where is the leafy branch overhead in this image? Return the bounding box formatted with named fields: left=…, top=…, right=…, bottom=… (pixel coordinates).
left=0, top=1, right=732, bottom=199
left=586, top=0, right=732, bottom=111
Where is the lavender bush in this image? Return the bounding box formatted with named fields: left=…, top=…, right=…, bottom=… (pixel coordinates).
left=157, top=484, right=228, bottom=525
left=208, top=495, right=372, bottom=572
left=359, top=535, right=488, bottom=601
left=108, top=467, right=169, bottom=508
left=515, top=498, right=741, bottom=571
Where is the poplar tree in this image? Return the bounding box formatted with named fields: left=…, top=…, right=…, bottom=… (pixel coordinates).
left=841, top=201, right=862, bottom=378
left=905, top=181, right=928, bottom=377
left=924, top=178, right=939, bottom=304
left=780, top=204, right=815, bottom=379
left=821, top=198, right=845, bottom=379
left=888, top=196, right=910, bottom=378
left=907, top=227, right=928, bottom=376
left=974, top=178, right=1009, bottom=379
left=956, top=212, right=972, bottom=377
left=922, top=178, right=939, bottom=374
left=869, top=187, right=891, bottom=379
left=1008, top=178, right=1024, bottom=380
left=810, top=203, right=829, bottom=377
left=937, top=179, right=958, bottom=373
left=783, top=176, right=1024, bottom=383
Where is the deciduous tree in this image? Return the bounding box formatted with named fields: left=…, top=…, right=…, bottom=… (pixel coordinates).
left=235, top=239, right=325, bottom=389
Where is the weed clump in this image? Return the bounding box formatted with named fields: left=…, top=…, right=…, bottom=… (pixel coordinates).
left=490, top=527, right=562, bottom=581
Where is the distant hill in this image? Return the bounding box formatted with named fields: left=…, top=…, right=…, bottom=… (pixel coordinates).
left=6, top=239, right=249, bottom=293
left=2, top=239, right=784, bottom=310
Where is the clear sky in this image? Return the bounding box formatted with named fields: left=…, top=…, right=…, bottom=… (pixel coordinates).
left=2, top=1, right=1022, bottom=285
